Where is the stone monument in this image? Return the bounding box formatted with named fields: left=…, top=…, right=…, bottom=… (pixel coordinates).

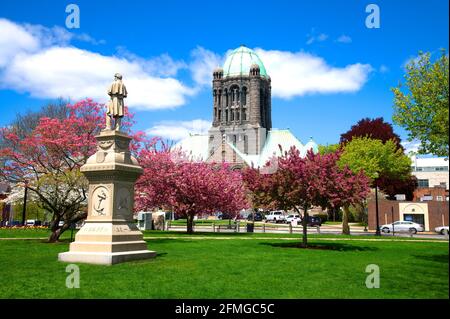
left=58, top=74, right=156, bottom=265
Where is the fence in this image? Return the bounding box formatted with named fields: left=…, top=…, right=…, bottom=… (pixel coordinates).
left=166, top=220, right=325, bottom=234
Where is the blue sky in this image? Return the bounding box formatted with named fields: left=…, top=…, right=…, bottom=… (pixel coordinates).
left=0, top=0, right=448, bottom=151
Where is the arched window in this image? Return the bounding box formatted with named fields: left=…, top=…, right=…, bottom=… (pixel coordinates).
left=242, top=87, right=247, bottom=106
left=230, top=85, right=239, bottom=105
left=260, top=88, right=265, bottom=126
left=242, top=108, right=247, bottom=121
left=224, top=89, right=228, bottom=107
left=231, top=109, right=234, bottom=121
left=225, top=109, right=229, bottom=122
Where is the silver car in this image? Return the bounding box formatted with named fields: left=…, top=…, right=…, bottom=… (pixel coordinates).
left=380, top=221, right=424, bottom=234
left=434, top=226, right=449, bottom=235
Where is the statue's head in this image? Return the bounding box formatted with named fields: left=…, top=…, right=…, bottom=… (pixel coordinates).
left=114, top=73, right=123, bottom=80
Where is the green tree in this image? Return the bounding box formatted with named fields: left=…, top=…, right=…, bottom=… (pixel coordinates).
left=339, top=137, right=412, bottom=181
left=318, top=143, right=340, bottom=155
left=338, top=137, right=412, bottom=234
left=392, top=50, right=449, bottom=157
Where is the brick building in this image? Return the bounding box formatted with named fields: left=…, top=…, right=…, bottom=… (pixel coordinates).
left=368, top=199, right=449, bottom=232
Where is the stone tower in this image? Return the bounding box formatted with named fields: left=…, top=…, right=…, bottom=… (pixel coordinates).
left=208, top=46, right=272, bottom=165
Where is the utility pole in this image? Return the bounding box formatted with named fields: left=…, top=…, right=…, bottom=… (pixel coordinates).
left=374, top=176, right=381, bottom=236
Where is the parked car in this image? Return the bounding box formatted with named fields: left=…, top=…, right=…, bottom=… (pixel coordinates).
left=380, top=221, right=424, bottom=234
left=300, top=216, right=322, bottom=227
left=25, top=219, right=42, bottom=226
left=286, top=214, right=301, bottom=223
left=217, top=212, right=233, bottom=220
left=247, top=212, right=264, bottom=221
left=434, top=226, right=449, bottom=235
left=265, top=211, right=286, bottom=223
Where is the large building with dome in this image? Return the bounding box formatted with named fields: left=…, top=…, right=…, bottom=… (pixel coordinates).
left=174, top=45, right=318, bottom=168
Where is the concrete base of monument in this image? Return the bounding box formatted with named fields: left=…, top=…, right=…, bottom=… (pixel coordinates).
left=58, top=249, right=156, bottom=265
left=58, top=221, right=156, bottom=265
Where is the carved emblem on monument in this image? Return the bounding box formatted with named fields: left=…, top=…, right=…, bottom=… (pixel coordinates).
left=91, top=186, right=110, bottom=216
left=99, top=140, right=114, bottom=150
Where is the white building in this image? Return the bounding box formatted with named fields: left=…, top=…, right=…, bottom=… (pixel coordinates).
left=410, top=155, right=449, bottom=189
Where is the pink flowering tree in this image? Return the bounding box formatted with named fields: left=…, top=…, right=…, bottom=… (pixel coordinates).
left=243, top=147, right=369, bottom=247
left=135, top=144, right=248, bottom=234
left=0, top=99, right=139, bottom=242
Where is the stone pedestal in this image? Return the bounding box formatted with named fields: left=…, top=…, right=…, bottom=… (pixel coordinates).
left=58, top=130, right=156, bottom=265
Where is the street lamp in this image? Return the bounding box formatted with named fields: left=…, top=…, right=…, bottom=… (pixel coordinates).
left=374, top=172, right=381, bottom=236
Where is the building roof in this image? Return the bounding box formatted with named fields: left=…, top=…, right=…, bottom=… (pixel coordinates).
left=222, top=46, right=268, bottom=78
left=172, top=129, right=318, bottom=168
left=236, top=129, right=318, bottom=168
left=172, top=134, right=209, bottom=161
left=411, top=156, right=449, bottom=168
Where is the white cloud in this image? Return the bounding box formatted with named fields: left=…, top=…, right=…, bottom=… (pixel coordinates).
left=336, top=35, right=352, bottom=44
left=0, top=19, right=40, bottom=67
left=146, top=119, right=211, bottom=141
left=189, top=46, right=223, bottom=87
left=306, top=29, right=329, bottom=45
left=0, top=18, right=194, bottom=110
left=0, top=18, right=373, bottom=110
left=402, top=140, right=421, bottom=155
left=116, top=46, right=187, bottom=77
left=255, top=49, right=372, bottom=99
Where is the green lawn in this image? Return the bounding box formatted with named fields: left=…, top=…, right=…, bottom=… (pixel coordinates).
left=0, top=230, right=448, bottom=298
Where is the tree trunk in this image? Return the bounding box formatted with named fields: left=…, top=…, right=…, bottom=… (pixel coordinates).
left=48, top=221, right=71, bottom=243
left=48, top=228, right=62, bottom=243
left=186, top=215, right=194, bottom=234
left=342, top=206, right=351, bottom=235
left=301, top=207, right=308, bottom=248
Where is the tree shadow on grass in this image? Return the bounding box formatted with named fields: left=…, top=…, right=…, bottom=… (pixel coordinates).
left=260, top=241, right=378, bottom=252
left=413, top=254, right=449, bottom=263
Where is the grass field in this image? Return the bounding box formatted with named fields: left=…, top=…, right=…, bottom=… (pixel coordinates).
left=0, top=229, right=448, bottom=299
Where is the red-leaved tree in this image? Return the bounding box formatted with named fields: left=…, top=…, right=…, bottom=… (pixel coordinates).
left=340, top=117, right=403, bottom=149
left=244, top=148, right=370, bottom=247
left=135, top=144, right=248, bottom=234
left=0, top=99, right=139, bottom=242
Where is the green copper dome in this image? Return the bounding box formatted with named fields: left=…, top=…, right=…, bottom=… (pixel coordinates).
left=222, top=46, right=268, bottom=78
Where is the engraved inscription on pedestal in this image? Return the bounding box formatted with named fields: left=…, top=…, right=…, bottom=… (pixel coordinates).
left=91, top=185, right=110, bottom=217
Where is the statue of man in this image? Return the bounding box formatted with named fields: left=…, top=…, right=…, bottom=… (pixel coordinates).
left=106, top=73, right=127, bottom=131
